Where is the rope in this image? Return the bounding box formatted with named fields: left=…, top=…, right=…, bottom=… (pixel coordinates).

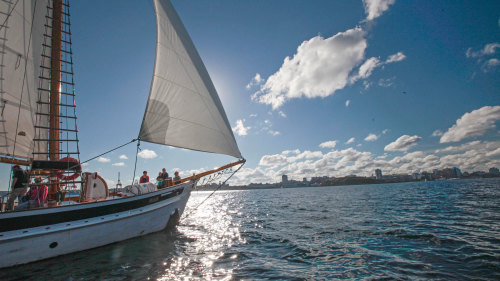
left=80, top=139, right=137, bottom=165
left=181, top=161, right=245, bottom=221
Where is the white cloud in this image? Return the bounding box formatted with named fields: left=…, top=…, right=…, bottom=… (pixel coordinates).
left=363, top=0, right=396, bottom=21
left=268, top=130, right=280, bottom=136
left=378, top=77, right=394, bottom=87
left=351, top=52, right=405, bottom=84
left=319, top=140, right=337, bottom=149
left=486, top=147, right=500, bottom=157
left=357, top=57, right=381, bottom=79
left=249, top=113, right=257, bottom=118
left=384, top=135, right=422, bottom=151
left=97, top=157, right=110, bottom=163
left=137, top=149, right=158, bottom=159
left=259, top=154, right=288, bottom=167
left=346, top=137, right=355, bottom=144
left=232, top=119, right=251, bottom=136
left=466, top=42, right=500, bottom=58
left=385, top=52, right=406, bottom=63
left=228, top=140, right=500, bottom=185
left=252, top=27, right=367, bottom=109
left=246, top=73, right=263, bottom=89
left=119, top=155, right=128, bottom=160
left=432, top=130, right=443, bottom=137
left=365, top=133, right=379, bottom=141
left=278, top=111, right=287, bottom=118
left=382, top=129, right=389, bottom=134
left=345, top=100, right=351, bottom=107
left=483, top=58, right=500, bottom=72
left=440, top=106, right=500, bottom=143
left=112, top=162, right=125, bottom=167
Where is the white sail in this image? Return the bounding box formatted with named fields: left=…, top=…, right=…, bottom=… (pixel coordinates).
left=139, top=0, right=242, bottom=159
left=0, top=0, right=48, bottom=160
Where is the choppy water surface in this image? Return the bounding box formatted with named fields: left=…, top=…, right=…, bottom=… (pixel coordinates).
left=1, top=178, right=499, bottom=280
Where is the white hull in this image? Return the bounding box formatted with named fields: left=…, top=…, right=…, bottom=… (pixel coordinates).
left=0, top=183, right=192, bottom=268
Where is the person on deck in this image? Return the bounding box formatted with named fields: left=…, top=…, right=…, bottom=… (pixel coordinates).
left=140, top=171, right=149, bottom=183
left=15, top=177, right=48, bottom=210
left=156, top=172, right=164, bottom=188
left=6, top=165, right=29, bottom=211
left=160, top=168, right=170, bottom=187
left=173, top=171, right=181, bottom=185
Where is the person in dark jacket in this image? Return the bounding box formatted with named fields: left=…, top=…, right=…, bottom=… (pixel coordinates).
left=6, top=165, right=29, bottom=211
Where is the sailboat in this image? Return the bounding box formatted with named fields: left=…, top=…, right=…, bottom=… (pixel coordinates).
left=0, top=0, right=244, bottom=268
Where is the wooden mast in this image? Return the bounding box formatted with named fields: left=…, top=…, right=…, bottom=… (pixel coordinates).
left=48, top=0, right=63, bottom=200
left=49, top=0, right=63, bottom=161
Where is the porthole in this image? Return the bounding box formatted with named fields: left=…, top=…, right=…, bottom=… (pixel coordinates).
left=49, top=242, right=58, bottom=248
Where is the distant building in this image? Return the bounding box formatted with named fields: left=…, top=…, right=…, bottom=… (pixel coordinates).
left=453, top=167, right=462, bottom=178
left=489, top=167, right=500, bottom=175
left=375, top=169, right=382, bottom=180
left=303, top=177, right=307, bottom=183
left=282, top=175, right=288, bottom=183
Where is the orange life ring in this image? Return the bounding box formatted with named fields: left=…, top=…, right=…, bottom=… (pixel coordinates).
left=57, top=157, right=81, bottom=181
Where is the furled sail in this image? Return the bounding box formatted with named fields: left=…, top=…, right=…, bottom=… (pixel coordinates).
left=0, top=0, right=48, bottom=160
left=139, top=0, right=242, bottom=159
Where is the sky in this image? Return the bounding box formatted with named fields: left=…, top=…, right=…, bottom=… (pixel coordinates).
left=1, top=0, right=499, bottom=190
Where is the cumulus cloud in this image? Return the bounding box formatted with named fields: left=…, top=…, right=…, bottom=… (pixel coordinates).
left=119, top=155, right=128, bottom=160
left=432, top=130, right=443, bottom=137
left=252, top=27, right=367, bottom=109
left=440, top=106, right=500, bottom=143
left=466, top=42, right=500, bottom=58
left=232, top=119, right=251, bottom=136
left=384, top=135, right=422, bottom=151
left=365, top=133, right=379, bottom=141
left=137, top=149, right=158, bottom=159
left=112, top=162, right=125, bottom=167
left=319, top=140, right=337, bottom=149
left=345, top=100, right=351, bottom=107
left=466, top=43, right=500, bottom=72
left=350, top=52, right=405, bottom=84
left=363, top=0, right=396, bottom=21
left=250, top=0, right=400, bottom=110
left=228, top=140, right=500, bottom=185
left=486, top=147, right=500, bottom=157
left=385, top=52, right=406, bottom=63
left=358, top=57, right=381, bottom=79
left=483, top=58, right=500, bottom=72
left=382, top=129, right=389, bottom=134
left=278, top=111, right=287, bottom=118
left=346, top=137, right=355, bottom=144
left=97, top=157, right=110, bottom=163
left=259, top=154, right=288, bottom=167
left=268, top=130, right=280, bottom=136
left=246, top=73, right=264, bottom=89
left=378, top=77, right=394, bottom=87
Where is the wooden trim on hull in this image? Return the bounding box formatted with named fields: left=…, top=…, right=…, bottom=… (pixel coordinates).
left=0, top=186, right=185, bottom=233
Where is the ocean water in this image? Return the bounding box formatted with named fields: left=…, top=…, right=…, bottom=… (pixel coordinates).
left=1, top=178, right=499, bottom=280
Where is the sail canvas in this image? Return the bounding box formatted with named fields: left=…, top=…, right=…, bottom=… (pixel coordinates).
left=139, top=0, right=242, bottom=159
left=0, top=0, right=49, bottom=160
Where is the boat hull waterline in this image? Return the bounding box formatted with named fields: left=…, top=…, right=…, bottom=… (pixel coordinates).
left=0, top=183, right=193, bottom=268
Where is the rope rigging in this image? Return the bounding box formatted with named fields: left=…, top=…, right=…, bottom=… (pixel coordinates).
left=181, top=160, right=245, bottom=222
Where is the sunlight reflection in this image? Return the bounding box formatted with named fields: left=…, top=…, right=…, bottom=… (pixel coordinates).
left=158, top=191, right=243, bottom=280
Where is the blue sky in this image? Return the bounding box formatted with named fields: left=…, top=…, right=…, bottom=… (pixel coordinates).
left=1, top=0, right=499, bottom=189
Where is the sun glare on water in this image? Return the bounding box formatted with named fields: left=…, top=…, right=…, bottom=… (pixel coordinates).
left=158, top=191, right=244, bottom=280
